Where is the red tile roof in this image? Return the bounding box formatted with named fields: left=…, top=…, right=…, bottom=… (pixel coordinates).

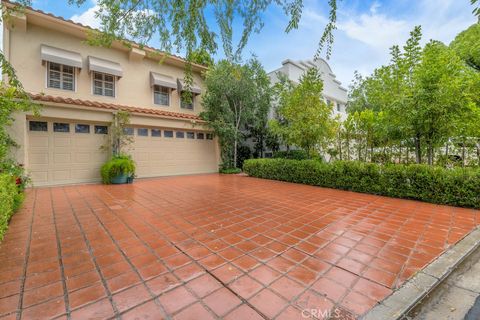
left=29, top=93, right=203, bottom=121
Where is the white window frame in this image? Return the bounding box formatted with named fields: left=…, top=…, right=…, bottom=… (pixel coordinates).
left=92, top=71, right=116, bottom=98
left=153, top=85, right=170, bottom=106
left=46, top=62, right=76, bottom=91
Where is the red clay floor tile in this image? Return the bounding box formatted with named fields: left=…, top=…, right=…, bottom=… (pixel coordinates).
left=1, top=175, right=478, bottom=319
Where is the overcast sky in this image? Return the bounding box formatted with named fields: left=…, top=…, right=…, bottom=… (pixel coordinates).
left=32, top=0, right=478, bottom=89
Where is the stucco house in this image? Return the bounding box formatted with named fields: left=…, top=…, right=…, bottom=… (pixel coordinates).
left=1, top=1, right=220, bottom=186
left=257, top=58, right=348, bottom=156
left=268, top=58, right=348, bottom=121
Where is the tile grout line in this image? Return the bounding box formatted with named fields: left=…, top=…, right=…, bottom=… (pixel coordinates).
left=16, top=189, right=37, bottom=320
left=132, top=180, right=365, bottom=318
left=61, top=187, right=121, bottom=319
left=72, top=186, right=172, bottom=320
left=50, top=188, right=71, bottom=319
left=97, top=184, right=268, bottom=320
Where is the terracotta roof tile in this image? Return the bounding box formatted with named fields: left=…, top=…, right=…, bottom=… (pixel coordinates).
left=29, top=93, right=203, bottom=122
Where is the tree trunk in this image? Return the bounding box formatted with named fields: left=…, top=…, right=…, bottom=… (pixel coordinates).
left=427, top=141, right=433, bottom=165
left=346, top=137, right=350, bottom=160
left=462, top=142, right=466, bottom=168
left=233, top=129, right=238, bottom=168
left=415, top=135, right=422, bottom=164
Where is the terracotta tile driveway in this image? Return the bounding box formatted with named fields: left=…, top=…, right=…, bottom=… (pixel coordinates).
left=1, top=174, right=478, bottom=320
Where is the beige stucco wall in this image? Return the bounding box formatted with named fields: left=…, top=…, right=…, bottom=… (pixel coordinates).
left=7, top=18, right=205, bottom=115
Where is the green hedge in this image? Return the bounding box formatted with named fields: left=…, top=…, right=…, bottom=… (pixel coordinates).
left=0, top=174, right=21, bottom=241
left=243, top=159, right=480, bottom=208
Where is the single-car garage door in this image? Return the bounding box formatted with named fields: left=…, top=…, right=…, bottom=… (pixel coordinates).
left=130, top=127, right=218, bottom=177
left=27, top=119, right=109, bottom=186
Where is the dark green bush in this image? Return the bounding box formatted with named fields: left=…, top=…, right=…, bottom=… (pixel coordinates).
left=243, top=159, right=480, bottom=208
left=101, top=155, right=136, bottom=184
left=273, top=150, right=310, bottom=160
left=219, top=167, right=242, bottom=174
left=0, top=174, right=20, bottom=241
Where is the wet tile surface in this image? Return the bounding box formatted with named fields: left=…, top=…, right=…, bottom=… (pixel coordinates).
left=0, top=174, right=478, bottom=319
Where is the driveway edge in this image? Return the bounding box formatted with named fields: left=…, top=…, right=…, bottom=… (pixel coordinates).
left=361, top=227, right=480, bottom=320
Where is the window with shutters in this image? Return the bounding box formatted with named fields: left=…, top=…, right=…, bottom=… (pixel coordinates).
left=93, top=72, right=115, bottom=97
left=154, top=86, right=170, bottom=106
left=47, top=62, right=75, bottom=91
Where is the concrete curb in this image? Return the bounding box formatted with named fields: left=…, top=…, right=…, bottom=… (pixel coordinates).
left=361, top=227, right=480, bottom=320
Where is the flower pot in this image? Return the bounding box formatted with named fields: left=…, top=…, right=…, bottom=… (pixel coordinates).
left=110, top=173, right=129, bottom=184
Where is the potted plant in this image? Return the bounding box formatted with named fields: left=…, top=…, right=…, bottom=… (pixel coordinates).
left=101, top=154, right=135, bottom=184
left=100, top=111, right=136, bottom=184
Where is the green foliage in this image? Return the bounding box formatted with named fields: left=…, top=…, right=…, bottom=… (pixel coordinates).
left=272, top=150, right=310, bottom=160
left=101, top=155, right=136, bottom=184
left=101, top=110, right=133, bottom=156
left=201, top=58, right=271, bottom=168
left=348, top=25, right=480, bottom=166
left=0, top=174, right=21, bottom=241
left=270, top=68, right=336, bottom=156
left=65, top=0, right=337, bottom=63
left=219, top=167, right=242, bottom=174
left=451, top=23, right=480, bottom=71
left=243, top=159, right=480, bottom=208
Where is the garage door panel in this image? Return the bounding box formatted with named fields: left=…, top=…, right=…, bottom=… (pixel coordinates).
left=29, top=136, right=49, bottom=148
left=54, top=153, right=71, bottom=164
left=53, top=169, right=71, bottom=181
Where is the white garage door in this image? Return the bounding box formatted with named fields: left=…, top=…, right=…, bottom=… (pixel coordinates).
left=130, top=127, right=218, bottom=177
left=27, top=119, right=109, bottom=186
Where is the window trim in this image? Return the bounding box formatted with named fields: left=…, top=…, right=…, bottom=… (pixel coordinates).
left=92, top=71, right=116, bottom=98
left=46, top=61, right=76, bottom=92
left=153, top=85, right=171, bottom=106
left=29, top=121, right=48, bottom=132
left=53, top=122, right=70, bottom=133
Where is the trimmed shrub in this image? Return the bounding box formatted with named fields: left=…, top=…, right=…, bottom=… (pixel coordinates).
left=219, top=167, right=242, bottom=174
left=273, top=150, right=310, bottom=160
left=243, top=159, right=480, bottom=208
left=101, top=155, right=136, bottom=184
left=0, top=174, right=20, bottom=241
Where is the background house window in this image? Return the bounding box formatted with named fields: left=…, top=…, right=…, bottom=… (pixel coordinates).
left=29, top=121, right=48, bottom=132
left=154, top=86, right=170, bottom=106
left=337, top=103, right=342, bottom=112
left=75, top=124, right=90, bottom=133
left=123, top=127, right=134, bottom=135
left=47, top=62, right=75, bottom=91
left=151, top=129, right=161, bottom=137
left=186, top=132, right=195, bottom=139
left=95, top=125, right=108, bottom=134
left=138, top=128, right=149, bottom=136
left=180, top=93, right=194, bottom=110
left=176, top=131, right=185, bottom=138
left=93, top=72, right=115, bottom=97
left=164, top=130, right=174, bottom=138
left=53, top=123, right=70, bottom=133
left=197, top=133, right=204, bottom=139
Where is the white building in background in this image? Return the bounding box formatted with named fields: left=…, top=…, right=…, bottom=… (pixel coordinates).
left=268, top=58, right=348, bottom=121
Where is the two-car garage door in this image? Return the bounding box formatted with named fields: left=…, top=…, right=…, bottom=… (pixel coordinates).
left=27, top=119, right=218, bottom=186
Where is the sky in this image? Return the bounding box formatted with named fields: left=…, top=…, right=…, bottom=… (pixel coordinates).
left=30, top=0, right=478, bottom=89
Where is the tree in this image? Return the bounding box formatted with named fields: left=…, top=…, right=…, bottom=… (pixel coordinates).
left=450, top=23, right=480, bottom=71
left=201, top=58, right=271, bottom=168
left=269, top=68, right=335, bottom=156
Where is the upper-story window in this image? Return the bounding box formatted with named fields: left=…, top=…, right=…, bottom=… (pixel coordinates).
left=154, top=86, right=170, bottom=106
left=93, top=72, right=115, bottom=97
left=337, top=103, right=341, bottom=112
left=180, top=93, right=194, bottom=110
left=47, top=62, right=75, bottom=91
